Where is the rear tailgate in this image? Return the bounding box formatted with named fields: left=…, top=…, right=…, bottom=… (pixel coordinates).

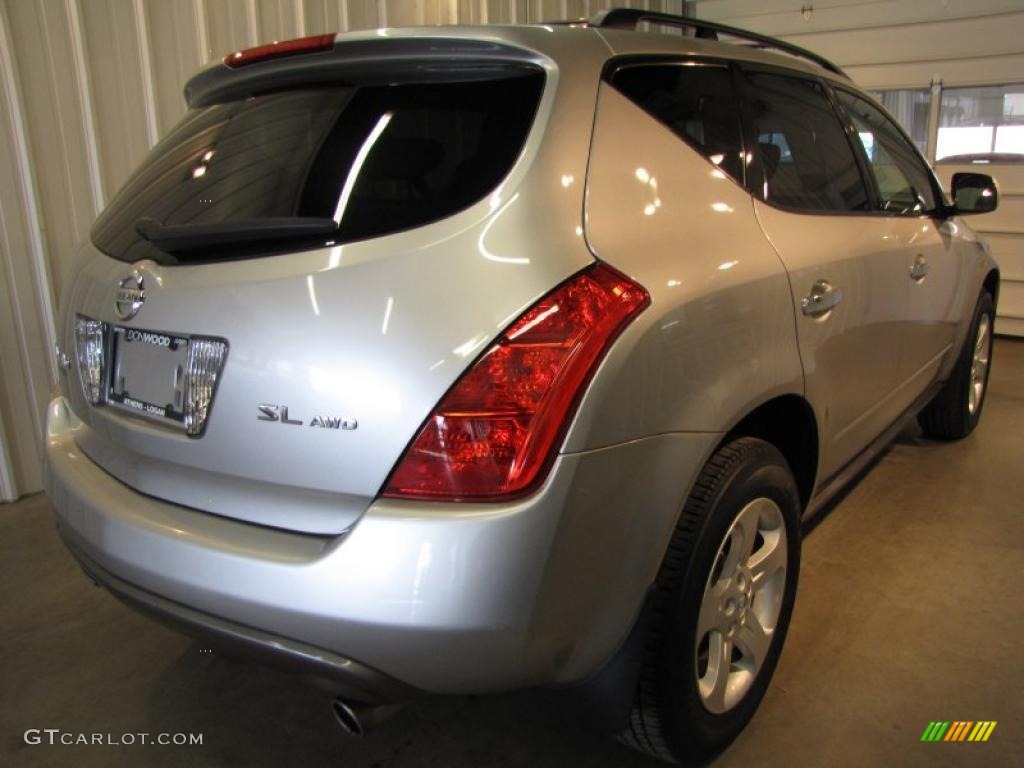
left=58, top=29, right=606, bottom=534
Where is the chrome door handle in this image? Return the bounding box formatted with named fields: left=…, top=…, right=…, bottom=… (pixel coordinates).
left=910, top=254, right=930, bottom=281
left=801, top=280, right=843, bottom=317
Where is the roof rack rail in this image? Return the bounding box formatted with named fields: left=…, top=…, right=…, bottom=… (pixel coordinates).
left=591, top=8, right=847, bottom=78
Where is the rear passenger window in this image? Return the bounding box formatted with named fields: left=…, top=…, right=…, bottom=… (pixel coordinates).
left=611, top=63, right=745, bottom=183
left=835, top=90, right=938, bottom=215
left=744, top=71, right=869, bottom=213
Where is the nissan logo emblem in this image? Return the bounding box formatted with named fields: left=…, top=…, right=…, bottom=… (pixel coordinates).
left=115, top=271, right=145, bottom=320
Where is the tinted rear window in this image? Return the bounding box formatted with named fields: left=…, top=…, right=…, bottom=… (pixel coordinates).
left=610, top=62, right=745, bottom=183
left=92, top=71, right=544, bottom=264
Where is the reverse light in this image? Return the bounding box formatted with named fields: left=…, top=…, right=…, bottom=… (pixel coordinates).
left=183, top=339, right=228, bottom=436
left=224, top=34, right=336, bottom=68
left=383, top=263, right=650, bottom=502
left=74, top=315, right=106, bottom=404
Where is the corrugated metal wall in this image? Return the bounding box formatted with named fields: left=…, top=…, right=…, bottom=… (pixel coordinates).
left=0, top=0, right=680, bottom=500
left=694, top=0, right=1024, bottom=90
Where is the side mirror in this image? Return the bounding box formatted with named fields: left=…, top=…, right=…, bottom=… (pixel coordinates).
left=951, top=172, right=998, bottom=214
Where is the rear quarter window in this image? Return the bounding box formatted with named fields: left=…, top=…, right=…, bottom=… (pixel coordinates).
left=609, top=62, right=746, bottom=184
left=92, top=70, right=544, bottom=264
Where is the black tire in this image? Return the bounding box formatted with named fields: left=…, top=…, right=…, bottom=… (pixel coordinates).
left=618, top=437, right=801, bottom=765
left=918, top=291, right=995, bottom=440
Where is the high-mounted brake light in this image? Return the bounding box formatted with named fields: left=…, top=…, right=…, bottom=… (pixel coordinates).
left=383, top=263, right=650, bottom=502
left=224, top=34, right=336, bottom=68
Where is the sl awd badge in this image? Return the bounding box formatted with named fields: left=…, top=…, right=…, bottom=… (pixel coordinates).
left=257, top=404, right=357, bottom=431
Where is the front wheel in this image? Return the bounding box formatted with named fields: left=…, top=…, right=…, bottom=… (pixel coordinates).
left=618, top=437, right=801, bottom=764
left=918, top=291, right=995, bottom=440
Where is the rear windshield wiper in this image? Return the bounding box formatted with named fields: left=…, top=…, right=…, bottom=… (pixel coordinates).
left=135, top=217, right=338, bottom=251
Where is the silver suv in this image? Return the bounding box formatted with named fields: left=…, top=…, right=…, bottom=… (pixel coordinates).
left=45, top=9, right=999, bottom=763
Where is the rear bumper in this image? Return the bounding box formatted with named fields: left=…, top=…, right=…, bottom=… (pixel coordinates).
left=65, top=543, right=418, bottom=703
left=45, top=396, right=717, bottom=696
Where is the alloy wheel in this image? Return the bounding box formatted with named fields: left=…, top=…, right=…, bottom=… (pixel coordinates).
left=695, top=497, right=788, bottom=714
left=969, top=314, right=991, bottom=416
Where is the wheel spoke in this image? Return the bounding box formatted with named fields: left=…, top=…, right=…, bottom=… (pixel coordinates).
left=736, top=614, right=771, bottom=673
left=732, top=500, right=764, bottom=563
left=702, top=633, right=732, bottom=713
left=969, top=315, right=991, bottom=415
left=697, top=582, right=726, bottom=640
left=749, top=530, right=786, bottom=589
left=975, top=318, right=989, bottom=353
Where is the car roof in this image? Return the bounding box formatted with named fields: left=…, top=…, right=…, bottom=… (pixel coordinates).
left=590, top=26, right=847, bottom=83
left=189, top=22, right=851, bottom=110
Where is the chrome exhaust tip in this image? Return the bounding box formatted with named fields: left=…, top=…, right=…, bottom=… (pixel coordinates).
left=331, top=698, right=402, bottom=736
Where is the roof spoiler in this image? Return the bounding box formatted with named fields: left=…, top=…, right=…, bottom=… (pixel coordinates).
left=184, top=37, right=543, bottom=109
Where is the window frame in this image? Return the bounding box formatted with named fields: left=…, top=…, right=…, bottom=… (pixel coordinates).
left=827, top=83, right=949, bottom=218
left=603, top=55, right=956, bottom=220
left=602, top=55, right=751, bottom=190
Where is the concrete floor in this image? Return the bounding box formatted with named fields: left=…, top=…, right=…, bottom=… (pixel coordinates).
left=2, top=339, right=1022, bottom=768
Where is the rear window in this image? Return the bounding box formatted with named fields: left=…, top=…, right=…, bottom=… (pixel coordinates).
left=92, top=70, right=544, bottom=264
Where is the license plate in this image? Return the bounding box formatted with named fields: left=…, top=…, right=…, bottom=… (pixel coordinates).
left=107, top=326, right=192, bottom=427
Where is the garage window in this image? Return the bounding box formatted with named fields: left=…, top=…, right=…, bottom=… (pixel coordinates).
left=938, top=83, right=1024, bottom=160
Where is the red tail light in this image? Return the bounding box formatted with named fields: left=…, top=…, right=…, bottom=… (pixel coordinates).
left=224, top=34, right=335, bottom=68
left=383, top=263, right=650, bottom=502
